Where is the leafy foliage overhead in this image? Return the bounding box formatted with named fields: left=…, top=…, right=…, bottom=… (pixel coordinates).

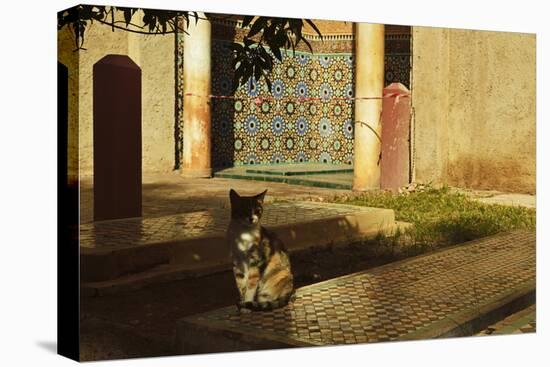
left=58, top=5, right=322, bottom=93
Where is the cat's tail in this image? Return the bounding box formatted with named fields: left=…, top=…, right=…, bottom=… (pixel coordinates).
left=239, top=292, right=296, bottom=312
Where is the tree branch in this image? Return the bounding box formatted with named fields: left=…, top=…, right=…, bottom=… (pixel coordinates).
left=95, top=18, right=183, bottom=35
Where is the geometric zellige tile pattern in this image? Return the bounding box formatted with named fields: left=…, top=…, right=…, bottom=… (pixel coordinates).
left=79, top=201, right=373, bottom=249
left=196, top=231, right=535, bottom=345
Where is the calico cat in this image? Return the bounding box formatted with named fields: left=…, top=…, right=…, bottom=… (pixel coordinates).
left=227, top=189, right=294, bottom=312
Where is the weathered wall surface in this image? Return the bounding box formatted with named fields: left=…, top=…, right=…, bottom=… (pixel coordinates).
left=58, top=10, right=175, bottom=175
left=412, top=27, right=536, bottom=193
left=129, top=30, right=176, bottom=172
left=58, top=26, right=80, bottom=183
left=303, top=19, right=354, bottom=35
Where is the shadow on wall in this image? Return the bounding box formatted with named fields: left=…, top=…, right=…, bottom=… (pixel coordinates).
left=211, top=25, right=237, bottom=172
left=446, top=156, right=535, bottom=194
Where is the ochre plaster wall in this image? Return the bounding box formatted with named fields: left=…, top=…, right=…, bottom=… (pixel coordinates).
left=412, top=27, right=535, bottom=193
left=58, top=26, right=80, bottom=183
left=58, top=10, right=176, bottom=176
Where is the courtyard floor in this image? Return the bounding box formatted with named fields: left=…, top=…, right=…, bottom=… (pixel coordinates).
left=177, top=231, right=535, bottom=353
left=81, top=230, right=535, bottom=360
left=79, top=172, right=350, bottom=224
left=77, top=172, right=536, bottom=360
left=79, top=172, right=536, bottom=224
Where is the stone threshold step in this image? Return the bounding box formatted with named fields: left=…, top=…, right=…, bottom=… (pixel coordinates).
left=245, top=166, right=353, bottom=176
left=175, top=231, right=535, bottom=355
left=81, top=206, right=400, bottom=292
left=213, top=171, right=352, bottom=189
left=81, top=220, right=409, bottom=297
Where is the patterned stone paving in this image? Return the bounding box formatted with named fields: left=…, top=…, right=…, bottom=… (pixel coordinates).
left=80, top=201, right=372, bottom=249
left=183, top=231, right=535, bottom=346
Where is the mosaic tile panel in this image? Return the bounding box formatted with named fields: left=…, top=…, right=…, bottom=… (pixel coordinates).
left=385, top=34, right=411, bottom=89
left=385, top=54, right=410, bottom=89
left=210, top=40, right=355, bottom=168
left=175, top=27, right=411, bottom=169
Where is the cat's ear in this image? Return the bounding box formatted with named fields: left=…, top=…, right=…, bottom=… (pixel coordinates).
left=256, top=189, right=267, bottom=202
left=229, top=189, right=240, bottom=202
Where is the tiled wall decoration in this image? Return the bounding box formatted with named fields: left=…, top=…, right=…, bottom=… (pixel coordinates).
left=385, top=32, right=411, bottom=89
left=210, top=40, right=355, bottom=168
left=175, top=25, right=411, bottom=169
left=385, top=54, right=411, bottom=89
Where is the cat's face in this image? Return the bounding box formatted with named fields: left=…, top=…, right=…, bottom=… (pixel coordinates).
left=229, top=189, right=267, bottom=226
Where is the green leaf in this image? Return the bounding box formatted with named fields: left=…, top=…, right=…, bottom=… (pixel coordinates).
left=305, top=19, right=323, bottom=39
left=232, top=74, right=241, bottom=93
left=228, top=42, right=244, bottom=52
left=257, top=54, right=270, bottom=69
left=182, top=13, right=189, bottom=28
left=242, top=15, right=254, bottom=28
left=248, top=17, right=266, bottom=38
left=263, top=23, right=275, bottom=40
left=243, top=65, right=253, bottom=85
left=289, top=19, right=302, bottom=36
left=258, top=46, right=270, bottom=62
left=302, top=37, right=313, bottom=53
left=271, top=45, right=282, bottom=61
left=274, top=30, right=288, bottom=51
left=233, top=61, right=246, bottom=90
left=254, top=64, right=262, bottom=83
left=264, top=72, right=272, bottom=91
left=232, top=57, right=240, bottom=68
left=123, top=9, right=132, bottom=25
left=244, top=38, right=254, bottom=48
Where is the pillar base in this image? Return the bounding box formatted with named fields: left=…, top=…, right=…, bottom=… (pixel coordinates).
left=181, top=167, right=212, bottom=178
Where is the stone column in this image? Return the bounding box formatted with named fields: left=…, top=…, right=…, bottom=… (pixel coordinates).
left=182, top=12, right=212, bottom=178
left=353, top=23, right=385, bottom=190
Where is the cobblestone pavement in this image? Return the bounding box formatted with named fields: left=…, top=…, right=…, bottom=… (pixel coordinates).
left=79, top=173, right=350, bottom=224
left=80, top=201, right=371, bottom=249
left=181, top=231, right=535, bottom=348
left=477, top=304, right=536, bottom=336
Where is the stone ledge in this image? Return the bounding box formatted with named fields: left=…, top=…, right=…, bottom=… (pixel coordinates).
left=174, top=231, right=535, bottom=355
left=80, top=202, right=397, bottom=288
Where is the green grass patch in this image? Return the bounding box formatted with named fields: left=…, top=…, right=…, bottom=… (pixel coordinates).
left=334, top=186, right=535, bottom=253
